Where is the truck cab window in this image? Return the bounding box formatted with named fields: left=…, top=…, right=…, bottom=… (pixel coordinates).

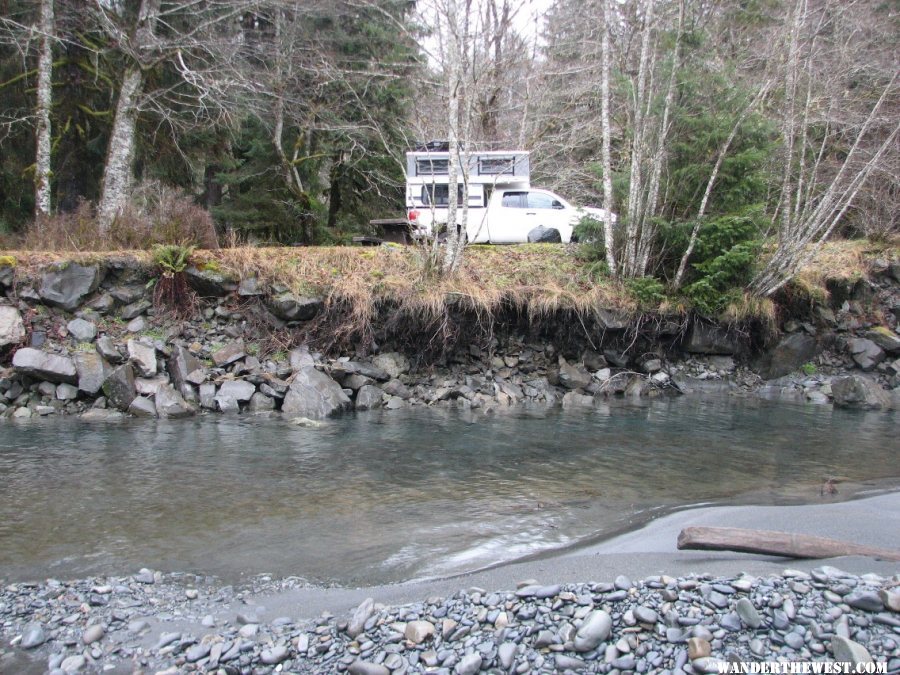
left=526, top=192, right=557, bottom=209
left=502, top=192, right=527, bottom=208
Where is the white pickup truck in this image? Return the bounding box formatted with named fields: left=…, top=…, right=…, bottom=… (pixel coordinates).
left=407, top=185, right=612, bottom=244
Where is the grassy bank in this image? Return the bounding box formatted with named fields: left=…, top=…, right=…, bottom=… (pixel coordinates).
left=1, top=239, right=895, bottom=327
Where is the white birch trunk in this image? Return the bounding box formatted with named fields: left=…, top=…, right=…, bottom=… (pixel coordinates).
left=442, top=0, right=462, bottom=274
left=34, top=0, right=54, bottom=218
left=600, top=0, right=616, bottom=274
left=96, top=66, right=143, bottom=235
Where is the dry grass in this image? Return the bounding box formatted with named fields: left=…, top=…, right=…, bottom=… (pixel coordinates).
left=797, top=236, right=898, bottom=288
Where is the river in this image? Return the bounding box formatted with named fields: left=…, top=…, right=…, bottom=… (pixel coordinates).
left=0, top=396, right=896, bottom=585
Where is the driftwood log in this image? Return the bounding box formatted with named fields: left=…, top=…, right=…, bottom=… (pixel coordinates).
left=677, top=526, right=900, bottom=562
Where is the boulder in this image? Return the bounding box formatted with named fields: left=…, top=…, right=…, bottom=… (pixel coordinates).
left=558, top=358, right=592, bottom=390
left=185, top=265, right=237, bottom=297
left=381, top=378, right=412, bottom=399
left=128, top=396, right=158, bottom=418
left=248, top=392, right=276, bottom=412
left=371, top=352, right=410, bottom=379
left=216, top=379, right=256, bottom=403
left=67, top=318, right=97, bottom=342
left=282, top=366, right=351, bottom=418
left=39, top=263, right=101, bottom=311
left=355, top=385, right=383, bottom=410
left=155, top=384, right=195, bottom=418
left=96, top=336, right=124, bottom=364
left=12, top=348, right=77, bottom=383
left=758, top=333, right=818, bottom=380
left=846, top=338, right=885, bottom=372
left=127, top=339, right=158, bottom=377
left=0, top=306, right=25, bottom=348
left=683, top=321, right=737, bottom=355
left=119, top=300, right=151, bottom=320
left=74, top=352, right=111, bottom=395
left=864, top=328, right=900, bottom=355
left=212, top=340, right=245, bottom=367
left=102, top=364, right=137, bottom=410
left=266, top=293, right=323, bottom=322
left=169, top=346, right=205, bottom=397
left=110, top=285, right=146, bottom=305
left=831, top=375, right=891, bottom=410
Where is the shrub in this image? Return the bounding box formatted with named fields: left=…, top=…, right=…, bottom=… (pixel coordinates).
left=151, top=243, right=197, bottom=318
left=626, top=277, right=666, bottom=308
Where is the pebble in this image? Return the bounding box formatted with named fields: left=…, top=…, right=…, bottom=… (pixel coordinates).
left=20, top=623, right=46, bottom=648
left=82, top=624, right=104, bottom=644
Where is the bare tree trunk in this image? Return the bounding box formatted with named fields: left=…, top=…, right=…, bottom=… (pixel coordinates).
left=673, top=82, right=770, bottom=289
left=599, top=0, right=616, bottom=273
left=442, top=0, right=462, bottom=274
left=96, top=66, right=143, bottom=234
left=34, top=0, right=54, bottom=218
left=623, top=0, right=655, bottom=277
left=775, top=0, right=805, bottom=240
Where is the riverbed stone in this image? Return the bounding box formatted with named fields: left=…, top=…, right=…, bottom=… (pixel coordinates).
left=13, top=348, right=77, bottom=384
left=847, top=338, right=885, bottom=371
left=56, top=382, right=78, bottom=400
left=20, top=623, right=46, bottom=649
left=347, top=598, right=375, bottom=638
left=405, top=620, right=435, bottom=644
left=248, top=392, right=275, bottom=412
left=127, top=339, right=157, bottom=377
left=372, top=352, right=409, bottom=378
left=758, top=333, right=818, bottom=379
left=558, top=358, right=592, bottom=390
left=736, top=597, right=762, bottom=628
left=82, top=624, right=104, bottom=644
left=574, top=609, right=612, bottom=652
left=455, top=654, right=482, bottom=675
left=282, top=366, right=351, bottom=419
left=348, top=662, right=389, bottom=675
left=74, top=352, right=111, bottom=395
left=128, top=396, right=157, bottom=418
left=267, top=292, right=323, bottom=322
left=155, top=384, right=195, bottom=418
left=212, top=340, right=245, bottom=367
left=217, top=379, right=256, bottom=402
left=0, top=306, right=26, bottom=347
left=102, top=364, right=136, bottom=410
left=831, top=636, right=873, bottom=664
left=831, top=375, right=891, bottom=410
left=354, top=386, right=383, bottom=410
left=39, top=263, right=101, bottom=311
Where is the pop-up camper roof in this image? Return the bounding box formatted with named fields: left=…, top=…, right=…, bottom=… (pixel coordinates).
left=406, top=147, right=530, bottom=187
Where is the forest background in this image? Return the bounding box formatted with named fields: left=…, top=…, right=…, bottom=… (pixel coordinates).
left=0, top=0, right=897, bottom=312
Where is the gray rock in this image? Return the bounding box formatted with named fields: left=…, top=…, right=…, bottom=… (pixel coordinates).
left=199, top=383, right=217, bottom=409
left=55, top=383, right=78, bottom=400
left=81, top=408, right=124, bottom=421
left=355, top=385, right=384, bottom=410
left=185, top=265, right=237, bottom=297
left=127, top=339, right=157, bottom=377
left=74, top=352, right=111, bottom=395
left=454, top=654, right=482, bottom=675
left=20, top=623, right=46, bottom=649
left=844, top=590, right=884, bottom=612
left=381, top=378, right=412, bottom=399
left=865, top=328, right=900, bottom=355
left=39, top=263, right=101, bottom=311
left=831, top=636, right=873, bottom=664
left=110, top=284, right=145, bottom=304
left=60, top=654, right=86, bottom=672
left=832, top=375, right=891, bottom=410
left=155, top=384, right=195, bottom=418
left=125, top=316, right=145, bottom=333
left=372, top=352, right=410, bottom=379
left=720, top=612, right=742, bottom=632
left=212, top=340, right=246, bottom=367
left=405, top=620, right=435, bottom=644
left=758, top=333, right=818, bottom=380
left=634, top=606, right=658, bottom=625
left=880, top=589, right=900, bottom=612
left=185, top=643, right=211, bottom=663
left=217, top=379, right=256, bottom=402
left=347, top=598, right=375, bottom=638
left=0, top=262, right=13, bottom=288
left=169, top=346, right=204, bottom=399
left=0, top=306, right=26, bottom=347
left=267, top=293, right=323, bottom=321
left=558, top=358, right=592, bottom=390
left=82, top=624, right=104, bottom=644
left=574, top=610, right=612, bottom=652
left=554, top=654, right=587, bottom=671
left=736, top=597, right=762, bottom=629
left=248, top=392, right=275, bottom=412
left=102, top=364, right=137, bottom=410
left=128, top=396, right=157, bottom=418
left=260, top=645, right=289, bottom=664
left=348, top=661, right=389, bottom=675
left=134, top=375, right=168, bottom=396
left=95, top=336, right=123, bottom=364
left=498, top=642, right=517, bottom=669
left=282, top=366, right=351, bottom=419
left=13, top=348, right=77, bottom=384
left=847, top=338, right=885, bottom=371
left=119, top=299, right=151, bottom=321
left=596, top=309, right=628, bottom=331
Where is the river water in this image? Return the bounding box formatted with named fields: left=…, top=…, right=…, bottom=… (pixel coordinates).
left=0, top=396, right=896, bottom=586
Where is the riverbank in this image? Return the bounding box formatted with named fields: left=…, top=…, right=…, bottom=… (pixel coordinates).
left=1, top=244, right=898, bottom=422
left=2, top=493, right=898, bottom=674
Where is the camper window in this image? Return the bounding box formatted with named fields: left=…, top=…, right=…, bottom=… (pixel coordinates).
left=422, top=184, right=465, bottom=206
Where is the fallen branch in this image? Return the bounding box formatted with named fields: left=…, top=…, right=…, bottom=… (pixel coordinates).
left=677, top=526, right=900, bottom=561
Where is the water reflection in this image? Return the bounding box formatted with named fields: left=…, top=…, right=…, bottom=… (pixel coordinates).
left=0, top=397, right=896, bottom=585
